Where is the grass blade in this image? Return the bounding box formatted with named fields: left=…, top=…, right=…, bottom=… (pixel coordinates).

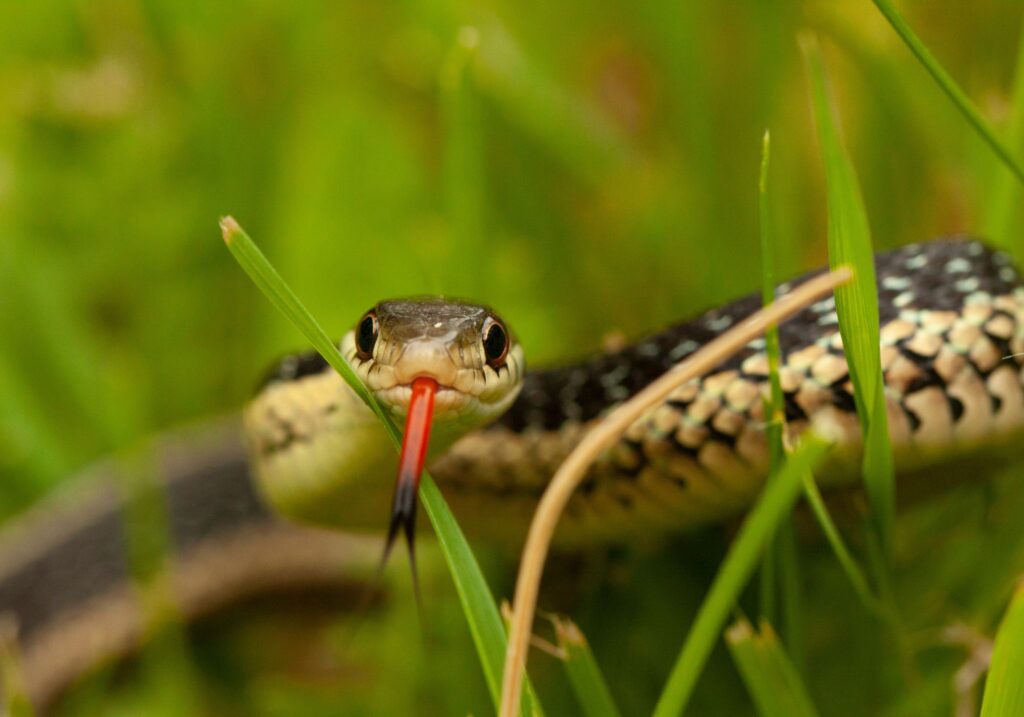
left=980, top=580, right=1024, bottom=717
left=756, top=129, right=803, bottom=664
left=725, top=617, right=820, bottom=717
left=419, top=476, right=542, bottom=715
left=800, top=470, right=884, bottom=618
left=757, top=129, right=779, bottom=625
left=220, top=217, right=540, bottom=716
left=651, top=436, right=831, bottom=717
left=802, top=35, right=895, bottom=559
left=758, top=132, right=785, bottom=493
left=553, top=616, right=622, bottom=717
left=983, top=13, right=1024, bottom=251
left=870, top=0, right=1024, bottom=187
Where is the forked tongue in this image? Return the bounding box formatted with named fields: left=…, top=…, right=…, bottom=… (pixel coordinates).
left=380, top=376, right=438, bottom=597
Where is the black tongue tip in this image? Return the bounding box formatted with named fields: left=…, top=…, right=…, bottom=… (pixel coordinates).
left=380, top=375, right=436, bottom=608
left=379, top=477, right=421, bottom=603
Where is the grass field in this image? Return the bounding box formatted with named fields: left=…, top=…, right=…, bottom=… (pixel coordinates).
left=2, top=1, right=1024, bottom=715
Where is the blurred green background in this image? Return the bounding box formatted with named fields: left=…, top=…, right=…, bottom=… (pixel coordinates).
left=2, top=1, right=1024, bottom=715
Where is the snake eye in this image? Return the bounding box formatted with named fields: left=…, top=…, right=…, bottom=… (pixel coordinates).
left=482, top=317, right=509, bottom=367
left=355, top=311, right=378, bottom=360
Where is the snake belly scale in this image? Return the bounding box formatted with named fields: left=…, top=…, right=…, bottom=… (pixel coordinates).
left=246, top=238, right=1024, bottom=545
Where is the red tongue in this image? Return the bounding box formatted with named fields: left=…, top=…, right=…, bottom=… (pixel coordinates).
left=381, top=376, right=438, bottom=582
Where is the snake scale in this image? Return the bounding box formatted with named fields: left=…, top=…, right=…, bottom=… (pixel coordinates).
left=2, top=237, right=1023, bottom=708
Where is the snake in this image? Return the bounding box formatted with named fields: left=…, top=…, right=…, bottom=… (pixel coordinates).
left=2, top=236, right=1023, bottom=709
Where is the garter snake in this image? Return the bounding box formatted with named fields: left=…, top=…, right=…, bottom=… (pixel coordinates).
left=247, top=237, right=1024, bottom=545
left=2, top=236, right=1023, bottom=708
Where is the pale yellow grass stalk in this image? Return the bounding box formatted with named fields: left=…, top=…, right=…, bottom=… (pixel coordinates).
left=499, top=266, right=853, bottom=717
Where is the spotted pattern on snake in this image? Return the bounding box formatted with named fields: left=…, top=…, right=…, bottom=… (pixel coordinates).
left=246, top=238, right=1024, bottom=545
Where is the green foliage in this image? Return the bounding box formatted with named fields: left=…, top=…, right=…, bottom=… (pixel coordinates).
left=652, top=437, right=831, bottom=717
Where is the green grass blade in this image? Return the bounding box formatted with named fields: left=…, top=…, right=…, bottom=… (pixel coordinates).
left=980, top=580, right=1024, bottom=717
left=221, top=218, right=378, bottom=417
left=758, top=131, right=785, bottom=478
left=802, top=35, right=895, bottom=559
left=870, top=0, right=1024, bottom=187
left=757, top=129, right=779, bottom=625
left=418, top=477, right=542, bottom=715
left=800, top=470, right=884, bottom=618
left=651, top=436, right=831, bottom=717
left=725, top=617, right=820, bottom=717
left=553, top=617, right=622, bottom=717
left=983, top=13, right=1024, bottom=251
left=756, top=129, right=803, bottom=664
left=220, top=217, right=540, bottom=716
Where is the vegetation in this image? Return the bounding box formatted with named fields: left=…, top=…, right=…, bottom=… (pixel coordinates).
left=1, top=1, right=1023, bottom=715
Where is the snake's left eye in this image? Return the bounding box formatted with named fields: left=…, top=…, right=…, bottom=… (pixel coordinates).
left=355, top=311, right=378, bottom=360
left=482, top=316, right=509, bottom=367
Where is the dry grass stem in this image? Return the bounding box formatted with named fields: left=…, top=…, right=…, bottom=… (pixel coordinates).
left=498, top=266, right=854, bottom=717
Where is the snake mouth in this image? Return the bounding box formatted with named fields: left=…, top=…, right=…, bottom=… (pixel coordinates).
left=373, top=380, right=478, bottom=421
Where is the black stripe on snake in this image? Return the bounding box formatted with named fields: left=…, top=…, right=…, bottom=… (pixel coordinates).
left=2, top=237, right=1023, bottom=709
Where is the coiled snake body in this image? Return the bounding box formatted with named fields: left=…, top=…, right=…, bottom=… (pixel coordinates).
left=2, top=237, right=1024, bottom=707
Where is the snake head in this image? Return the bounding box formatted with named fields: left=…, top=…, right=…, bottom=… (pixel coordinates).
left=341, top=297, right=525, bottom=439
left=339, top=298, right=525, bottom=584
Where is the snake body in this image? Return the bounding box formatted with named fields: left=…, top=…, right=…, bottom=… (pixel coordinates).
left=247, top=238, right=1024, bottom=544
left=2, top=237, right=1024, bottom=708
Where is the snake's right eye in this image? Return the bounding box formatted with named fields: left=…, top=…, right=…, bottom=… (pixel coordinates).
left=355, top=311, right=379, bottom=360
left=482, top=316, right=509, bottom=367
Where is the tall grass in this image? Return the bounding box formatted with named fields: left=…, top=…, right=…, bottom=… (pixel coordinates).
left=755, top=130, right=804, bottom=663
left=652, top=437, right=831, bottom=717
left=803, top=35, right=895, bottom=561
